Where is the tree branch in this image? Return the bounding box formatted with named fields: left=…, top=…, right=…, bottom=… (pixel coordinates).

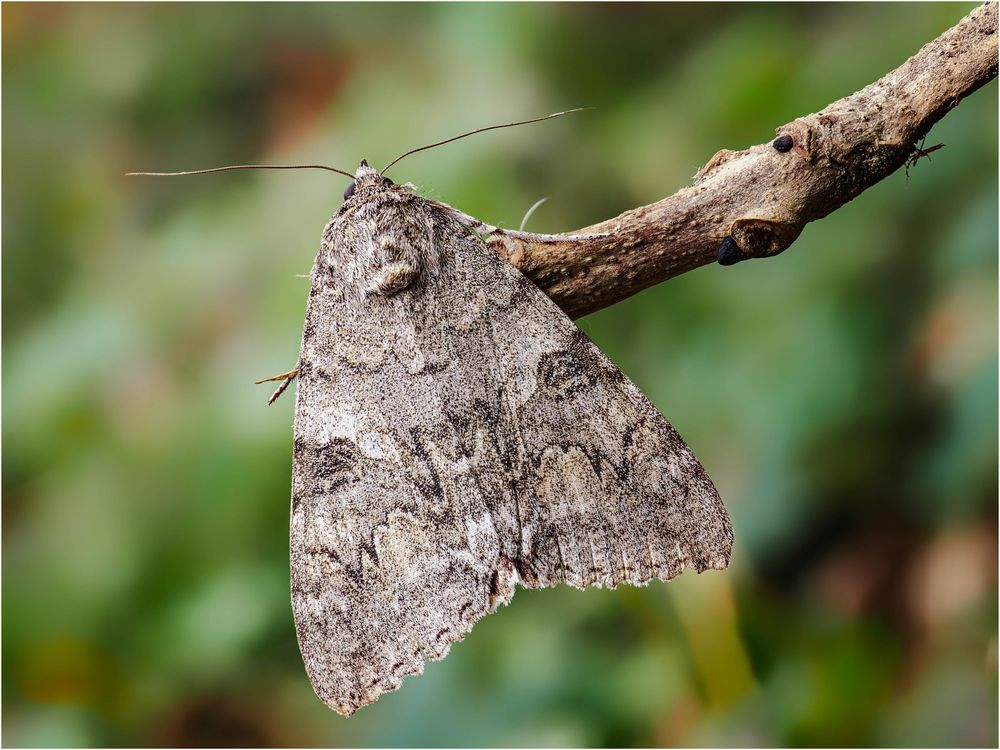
left=489, top=2, right=998, bottom=320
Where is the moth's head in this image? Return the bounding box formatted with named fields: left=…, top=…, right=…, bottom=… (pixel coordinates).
left=341, top=159, right=396, bottom=204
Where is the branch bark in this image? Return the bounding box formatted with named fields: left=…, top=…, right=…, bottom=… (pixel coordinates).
left=489, top=3, right=998, bottom=320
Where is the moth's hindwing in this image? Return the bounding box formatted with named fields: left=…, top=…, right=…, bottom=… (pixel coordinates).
left=290, top=186, right=732, bottom=715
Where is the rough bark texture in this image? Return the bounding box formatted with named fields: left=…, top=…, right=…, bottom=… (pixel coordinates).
left=488, top=3, right=998, bottom=319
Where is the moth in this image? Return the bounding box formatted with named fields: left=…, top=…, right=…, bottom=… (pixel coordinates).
left=131, top=114, right=734, bottom=716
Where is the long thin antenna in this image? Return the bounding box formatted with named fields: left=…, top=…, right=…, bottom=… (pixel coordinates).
left=381, top=108, right=591, bottom=175
left=126, top=163, right=354, bottom=179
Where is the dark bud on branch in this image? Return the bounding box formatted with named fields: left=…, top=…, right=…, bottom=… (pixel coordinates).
left=717, top=236, right=745, bottom=266
left=772, top=135, right=794, bottom=153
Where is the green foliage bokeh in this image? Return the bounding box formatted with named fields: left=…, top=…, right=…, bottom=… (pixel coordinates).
left=3, top=3, right=996, bottom=747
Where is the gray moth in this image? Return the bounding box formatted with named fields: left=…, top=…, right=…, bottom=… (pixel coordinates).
left=274, top=159, right=734, bottom=715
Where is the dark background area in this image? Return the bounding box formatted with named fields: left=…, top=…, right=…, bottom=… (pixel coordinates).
left=3, top=3, right=997, bottom=746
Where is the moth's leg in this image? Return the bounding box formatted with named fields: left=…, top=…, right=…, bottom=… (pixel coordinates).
left=254, top=366, right=299, bottom=406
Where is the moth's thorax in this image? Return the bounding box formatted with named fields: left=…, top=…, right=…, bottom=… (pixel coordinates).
left=320, top=174, right=440, bottom=300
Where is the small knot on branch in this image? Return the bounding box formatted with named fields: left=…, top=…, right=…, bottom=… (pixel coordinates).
left=729, top=218, right=803, bottom=260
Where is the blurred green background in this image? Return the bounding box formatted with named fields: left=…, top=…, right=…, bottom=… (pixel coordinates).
left=3, top=3, right=997, bottom=747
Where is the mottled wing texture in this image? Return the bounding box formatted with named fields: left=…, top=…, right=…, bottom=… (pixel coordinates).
left=291, top=180, right=732, bottom=715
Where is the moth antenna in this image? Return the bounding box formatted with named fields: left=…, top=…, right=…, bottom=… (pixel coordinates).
left=126, top=163, right=355, bottom=179
left=380, top=108, right=592, bottom=175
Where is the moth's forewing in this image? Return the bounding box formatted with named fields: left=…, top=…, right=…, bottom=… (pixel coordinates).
left=290, top=181, right=731, bottom=715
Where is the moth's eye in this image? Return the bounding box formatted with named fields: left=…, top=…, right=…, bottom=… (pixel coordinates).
left=382, top=176, right=394, bottom=187
left=343, top=181, right=356, bottom=200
